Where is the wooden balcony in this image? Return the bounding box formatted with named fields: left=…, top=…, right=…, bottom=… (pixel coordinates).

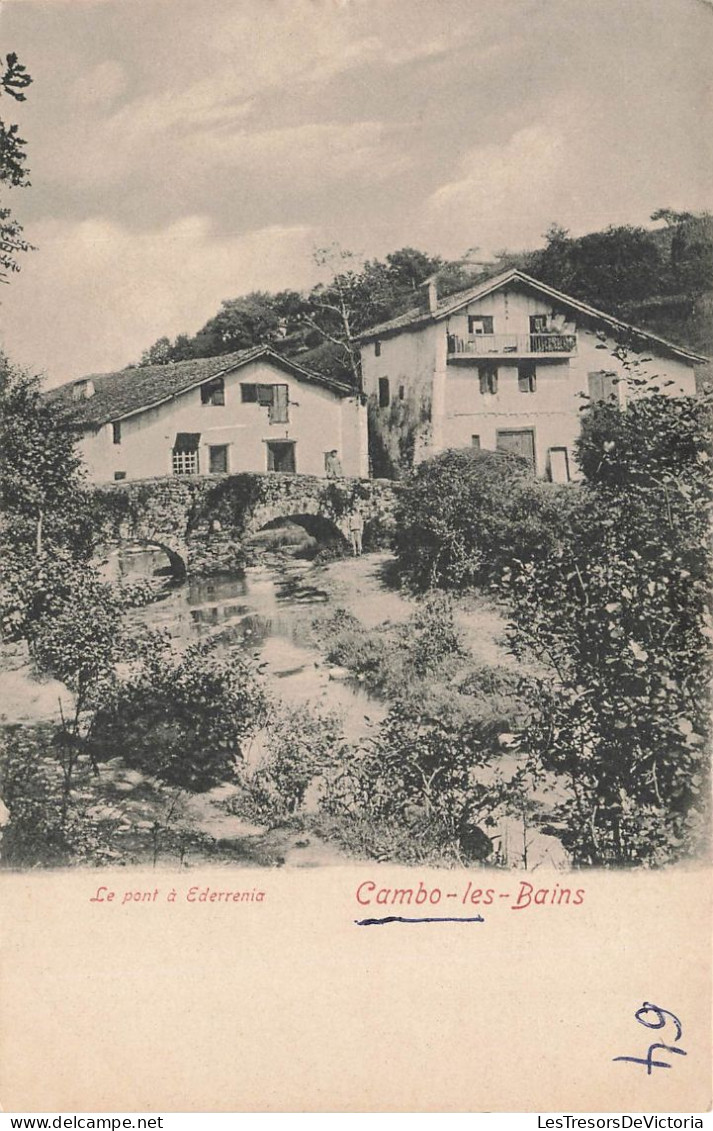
left=447, top=332, right=577, bottom=359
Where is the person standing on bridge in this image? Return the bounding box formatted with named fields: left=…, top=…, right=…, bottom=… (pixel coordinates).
left=348, top=509, right=364, bottom=556
left=325, top=449, right=342, bottom=478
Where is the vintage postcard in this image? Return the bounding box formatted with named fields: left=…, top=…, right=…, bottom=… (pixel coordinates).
left=0, top=0, right=711, bottom=1114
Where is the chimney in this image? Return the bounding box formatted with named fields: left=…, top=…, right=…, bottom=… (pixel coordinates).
left=421, top=273, right=439, bottom=315
left=427, top=278, right=438, bottom=313
left=72, top=379, right=95, bottom=401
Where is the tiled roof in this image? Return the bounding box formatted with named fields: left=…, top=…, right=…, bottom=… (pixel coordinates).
left=358, top=269, right=709, bottom=363
left=48, top=345, right=354, bottom=428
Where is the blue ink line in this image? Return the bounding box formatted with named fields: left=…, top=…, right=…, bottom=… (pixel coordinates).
left=355, top=915, right=485, bottom=926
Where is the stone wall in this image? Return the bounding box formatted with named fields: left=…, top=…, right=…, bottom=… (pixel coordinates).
left=91, top=472, right=400, bottom=575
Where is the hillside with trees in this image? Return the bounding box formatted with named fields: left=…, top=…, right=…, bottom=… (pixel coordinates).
left=132, top=212, right=713, bottom=388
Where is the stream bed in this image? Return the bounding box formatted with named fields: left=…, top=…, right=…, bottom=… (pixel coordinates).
left=111, top=546, right=386, bottom=745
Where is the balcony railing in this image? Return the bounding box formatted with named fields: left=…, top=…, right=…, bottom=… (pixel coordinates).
left=447, top=332, right=577, bottom=358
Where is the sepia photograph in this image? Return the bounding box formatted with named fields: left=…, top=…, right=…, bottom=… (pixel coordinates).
left=0, top=0, right=711, bottom=876
left=0, top=0, right=711, bottom=1114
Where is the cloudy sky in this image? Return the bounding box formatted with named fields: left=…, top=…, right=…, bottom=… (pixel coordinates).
left=1, top=0, right=711, bottom=385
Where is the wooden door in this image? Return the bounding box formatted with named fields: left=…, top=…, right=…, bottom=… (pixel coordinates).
left=496, top=429, right=536, bottom=469
left=267, top=441, right=296, bottom=473
left=209, top=445, right=228, bottom=473
left=548, top=446, right=570, bottom=483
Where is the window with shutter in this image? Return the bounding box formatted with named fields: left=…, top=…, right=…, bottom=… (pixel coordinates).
left=478, top=363, right=498, bottom=395
left=379, top=377, right=390, bottom=407
left=588, top=371, right=618, bottom=403
left=267, top=441, right=296, bottom=473
left=518, top=361, right=536, bottom=393
left=269, top=384, right=289, bottom=423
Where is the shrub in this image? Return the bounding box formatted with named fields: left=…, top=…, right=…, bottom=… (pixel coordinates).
left=394, top=447, right=572, bottom=590
left=30, top=577, right=121, bottom=708
left=321, top=709, right=507, bottom=863
left=504, top=394, right=712, bottom=866
left=114, top=577, right=166, bottom=609
left=238, top=705, right=345, bottom=822
left=577, top=393, right=712, bottom=487
left=89, top=640, right=267, bottom=791
left=408, top=592, right=464, bottom=675
left=0, top=725, right=121, bottom=868
left=316, top=607, right=395, bottom=687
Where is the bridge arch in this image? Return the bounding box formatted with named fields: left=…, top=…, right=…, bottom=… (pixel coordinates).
left=104, top=540, right=187, bottom=581
left=247, top=511, right=350, bottom=553
left=91, top=473, right=399, bottom=575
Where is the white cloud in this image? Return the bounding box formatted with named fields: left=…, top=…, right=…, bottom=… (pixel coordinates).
left=0, top=216, right=318, bottom=386
left=426, top=124, right=568, bottom=253
left=204, top=120, right=410, bottom=186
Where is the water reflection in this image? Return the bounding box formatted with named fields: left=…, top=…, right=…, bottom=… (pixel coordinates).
left=105, top=546, right=382, bottom=741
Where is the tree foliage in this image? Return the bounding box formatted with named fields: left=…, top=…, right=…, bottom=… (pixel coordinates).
left=135, top=246, right=448, bottom=385
left=526, top=223, right=664, bottom=309
left=526, top=213, right=713, bottom=314
left=0, top=52, right=32, bottom=283
left=0, top=358, right=98, bottom=641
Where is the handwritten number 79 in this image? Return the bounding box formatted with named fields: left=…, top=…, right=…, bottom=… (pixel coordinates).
left=613, top=1002, right=686, bottom=1074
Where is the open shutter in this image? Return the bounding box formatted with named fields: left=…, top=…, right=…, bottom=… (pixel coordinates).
left=588, top=371, right=618, bottom=403
left=269, top=384, right=289, bottom=423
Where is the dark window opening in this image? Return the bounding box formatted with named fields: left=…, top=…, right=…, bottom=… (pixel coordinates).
left=478, top=363, right=498, bottom=395
left=518, top=361, right=537, bottom=393
left=112, top=421, right=121, bottom=444
left=114, top=471, right=127, bottom=481
left=375, top=340, right=382, bottom=357
left=379, top=377, right=390, bottom=407
left=468, top=315, right=494, bottom=335
left=209, top=445, right=229, bottom=474
left=241, top=383, right=258, bottom=402
left=398, top=385, right=405, bottom=401
left=529, top=314, right=548, bottom=333
left=471, top=435, right=481, bottom=449
left=267, top=441, right=296, bottom=474
left=200, top=376, right=225, bottom=406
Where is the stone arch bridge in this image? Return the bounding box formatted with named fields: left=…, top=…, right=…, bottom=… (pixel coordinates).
left=91, top=472, right=400, bottom=577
